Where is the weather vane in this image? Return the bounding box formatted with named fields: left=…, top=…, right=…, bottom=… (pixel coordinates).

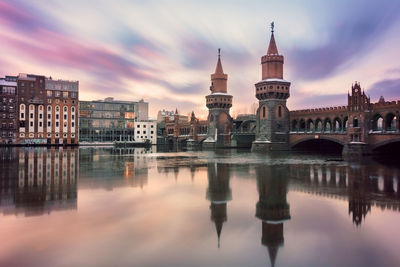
left=270, top=21, right=274, bottom=33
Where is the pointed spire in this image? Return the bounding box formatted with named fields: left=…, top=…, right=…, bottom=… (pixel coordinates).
left=175, top=108, right=178, bottom=114
left=267, top=31, right=279, bottom=55
left=215, top=48, right=224, bottom=74
left=267, top=246, right=279, bottom=267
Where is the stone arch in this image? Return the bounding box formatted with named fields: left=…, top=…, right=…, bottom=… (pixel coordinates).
left=306, top=119, right=314, bottom=132
left=343, top=117, right=348, bottom=132
left=333, top=117, right=342, bottom=132
left=372, top=113, right=384, bottom=131
left=299, top=119, right=306, bottom=132
left=371, top=138, right=400, bottom=151
left=385, top=113, right=397, bottom=131
left=324, top=118, right=332, bottom=132
left=315, top=118, right=323, bottom=132
left=290, top=135, right=346, bottom=148
left=291, top=120, right=298, bottom=132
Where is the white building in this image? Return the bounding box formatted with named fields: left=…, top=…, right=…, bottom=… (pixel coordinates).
left=134, top=120, right=157, bottom=144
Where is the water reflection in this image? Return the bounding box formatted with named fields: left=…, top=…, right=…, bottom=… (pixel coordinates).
left=206, top=163, right=232, bottom=248
left=0, top=147, right=78, bottom=216
left=256, top=166, right=290, bottom=267
left=289, top=163, right=400, bottom=226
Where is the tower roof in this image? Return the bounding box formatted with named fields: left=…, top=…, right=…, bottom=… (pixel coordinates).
left=267, top=246, right=279, bottom=267
left=267, top=32, right=279, bottom=55
left=214, top=48, right=224, bottom=74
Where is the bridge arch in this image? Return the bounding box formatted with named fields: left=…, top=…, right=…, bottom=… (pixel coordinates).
left=291, top=135, right=346, bottom=148
left=315, top=118, right=323, bottom=132
left=343, top=117, right=348, bottom=132
left=385, top=113, right=397, bottom=131
left=307, top=119, right=314, bottom=132
left=371, top=137, right=400, bottom=152
left=333, top=117, right=342, bottom=132
left=299, top=119, right=306, bottom=132
left=372, top=113, right=384, bottom=131
left=324, top=118, right=332, bottom=132
left=291, top=120, right=298, bottom=132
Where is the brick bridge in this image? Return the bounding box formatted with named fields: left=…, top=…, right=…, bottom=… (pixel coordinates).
left=288, top=83, right=400, bottom=154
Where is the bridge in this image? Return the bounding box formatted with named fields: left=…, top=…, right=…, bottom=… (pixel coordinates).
left=288, top=83, right=400, bottom=155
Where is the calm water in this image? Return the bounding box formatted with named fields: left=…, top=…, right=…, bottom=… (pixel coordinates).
left=1, top=147, right=400, bottom=267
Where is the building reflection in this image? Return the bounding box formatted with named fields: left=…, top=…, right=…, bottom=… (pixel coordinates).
left=206, top=163, right=232, bottom=248
left=255, top=165, right=290, bottom=267
left=0, top=147, right=78, bottom=216
left=289, top=162, right=400, bottom=226
left=78, top=147, right=152, bottom=190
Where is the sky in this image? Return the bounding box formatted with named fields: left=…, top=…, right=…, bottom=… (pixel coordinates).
left=0, top=0, right=400, bottom=118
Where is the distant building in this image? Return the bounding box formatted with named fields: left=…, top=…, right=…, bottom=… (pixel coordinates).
left=79, top=98, right=149, bottom=142
left=157, top=109, right=189, bottom=137
left=0, top=76, right=18, bottom=144
left=17, top=74, right=79, bottom=145
left=134, top=120, right=157, bottom=144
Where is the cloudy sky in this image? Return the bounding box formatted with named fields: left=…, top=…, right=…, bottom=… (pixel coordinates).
left=1, top=0, right=399, bottom=118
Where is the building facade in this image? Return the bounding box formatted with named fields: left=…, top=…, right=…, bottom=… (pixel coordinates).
left=252, top=24, right=291, bottom=151
left=134, top=120, right=157, bottom=144
left=0, top=76, right=18, bottom=144
left=79, top=98, right=148, bottom=142
left=204, top=49, right=233, bottom=148
left=16, top=74, right=79, bottom=145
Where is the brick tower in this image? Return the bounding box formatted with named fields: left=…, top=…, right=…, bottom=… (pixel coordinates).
left=252, top=22, right=291, bottom=152
left=204, top=49, right=233, bottom=148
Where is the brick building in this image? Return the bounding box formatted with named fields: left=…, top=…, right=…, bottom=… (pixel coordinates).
left=17, top=74, right=79, bottom=145
left=0, top=76, right=18, bottom=144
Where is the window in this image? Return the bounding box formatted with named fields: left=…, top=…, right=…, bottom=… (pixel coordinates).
left=278, top=106, right=282, bottom=117
left=72, top=115, right=75, bottom=120
left=137, top=125, right=140, bottom=128
left=64, top=114, right=67, bottom=120
left=56, top=114, right=59, bottom=120
left=151, top=131, right=154, bottom=134
left=262, top=106, right=266, bottom=118
left=21, top=113, right=24, bottom=119
left=151, top=125, right=154, bottom=128
left=30, top=122, right=33, bottom=127
left=143, top=131, right=146, bottom=134
left=39, top=122, right=42, bottom=127
left=48, top=122, right=51, bottom=127
left=56, top=122, right=59, bottom=127
left=71, top=122, right=75, bottom=127
left=63, top=91, right=68, bottom=98
left=71, top=107, right=75, bottom=113
left=47, top=91, right=52, bottom=97
left=39, top=114, right=42, bottom=119
left=30, top=113, right=33, bottom=119
left=56, top=106, right=60, bottom=112
left=48, top=114, right=51, bottom=119
left=55, top=91, right=61, bottom=97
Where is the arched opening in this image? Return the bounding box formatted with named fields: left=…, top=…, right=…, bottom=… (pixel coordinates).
left=278, top=106, right=282, bottom=117
left=372, top=114, right=383, bottom=131
left=307, top=119, right=314, bottom=132
left=343, top=117, right=348, bottom=132
left=353, top=117, right=358, bottom=127
left=291, top=120, right=298, bottom=132
left=385, top=113, right=397, bottom=131
left=315, top=119, right=322, bottom=132
left=373, top=140, right=400, bottom=163
left=333, top=118, right=341, bottom=132
left=324, top=118, right=332, bottom=132
left=292, top=139, right=344, bottom=154
left=299, top=119, right=306, bottom=132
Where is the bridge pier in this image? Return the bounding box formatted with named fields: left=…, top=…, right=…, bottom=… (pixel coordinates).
left=342, top=142, right=371, bottom=158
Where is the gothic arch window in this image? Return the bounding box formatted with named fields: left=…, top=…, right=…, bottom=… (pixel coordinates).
left=278, top=106, right=282, bottom=117
left=263, top=106, right=266, bottom=118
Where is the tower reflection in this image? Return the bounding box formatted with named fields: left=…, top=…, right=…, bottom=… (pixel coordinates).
left=206, top=162, right=232, bottom=248
left=255, top=165, right=290, bottom=267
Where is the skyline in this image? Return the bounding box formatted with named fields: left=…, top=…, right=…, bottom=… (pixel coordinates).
left=1, top=0, right=400, bottom=118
